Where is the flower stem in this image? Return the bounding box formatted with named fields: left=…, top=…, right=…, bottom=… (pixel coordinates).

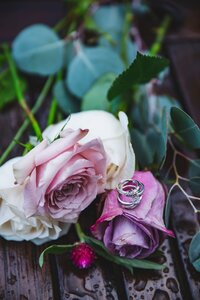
left=47, top=98, right=58, bottom=126
left=0, top=76, right=53, bottom=165
left=75, top=223, right=85, bottom=243
left=46, top=70, right=62, bottom=126
left=149, top=15, right=171, bottom=56
left=3, top=44, right=42, bottom=140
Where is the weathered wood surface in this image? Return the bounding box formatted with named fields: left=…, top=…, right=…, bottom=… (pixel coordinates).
left=0, top=1, right=200, bottom=299
left=167, top=39, right=200, bottom=126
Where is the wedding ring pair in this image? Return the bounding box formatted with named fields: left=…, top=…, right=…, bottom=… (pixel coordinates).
left=117, top=179, right=144, bottom=209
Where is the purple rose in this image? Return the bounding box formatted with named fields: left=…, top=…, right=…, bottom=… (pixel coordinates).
left=91, top=171, right=174, bottom=259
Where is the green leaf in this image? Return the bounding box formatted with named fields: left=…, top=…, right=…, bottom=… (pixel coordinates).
left=188, top=159, right=200, bottom=197
left=131, top=129, right=154, bottom=168
left=132, top=125, right=167, bottom=170
left=171, top=107, right=200, bottom=149
left=53, top=80, right=79, bottom=114
left=189, top=231, right=200, bottom=272
left=189, top=159, right=200, bottom=176
left=39, top=244, right=74, bottom=268
left=12, top=24, right=65, bottom=76
left=66, top=45, right=124, bottom=98
left=85, top=236, right=163, bottom=271
left=93, top=4, right=131, bottom=53
left=92, top=4, right=127, bottom=36
left=0, top=68, right=27, bottom=109
left=164, top=185, right=175, bottom=227
left=188, top=160, right=200, bottom=196
left=108, top=52, right=169, bottom=100
left=189, top=177, right=200, bottom=197
left=147, top=130, right=164, bottom=165
left=0, top=54, right=6, bottom=67
left=82, top=73, right=117, bottom=111
left=126, top=38, right=138, bottom=65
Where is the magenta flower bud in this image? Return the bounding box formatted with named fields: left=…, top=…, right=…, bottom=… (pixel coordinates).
left=71, top=243, right=95, bottom=269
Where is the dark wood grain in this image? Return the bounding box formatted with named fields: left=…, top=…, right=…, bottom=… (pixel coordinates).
left=0, top=104, right=24, bottom=156
left=0, top=0, right=65, bottom=43
left=123, top=239, right=182, bottom=300
left=171, top=190, right=200, bottom=300
left=0, top=239, right=55, bottom=300
left=55, top=255, right=120, bottom=300
left=166, top=39, right=200, bottom=126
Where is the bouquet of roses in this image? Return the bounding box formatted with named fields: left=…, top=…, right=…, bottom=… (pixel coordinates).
left=0, top=108, right=174, bottom=271
left=0, top=1, right=200, bottom=273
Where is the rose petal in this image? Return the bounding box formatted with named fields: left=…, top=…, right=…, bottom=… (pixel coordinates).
left=13, top=140, right=48, bottom=184
left=35, top=129, right=88, bottom=166
left=0, top=157, right=22, bottom=189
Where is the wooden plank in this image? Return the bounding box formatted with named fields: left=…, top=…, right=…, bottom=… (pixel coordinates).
left=0, top=104, right=24, bottom=157
left=53, top=220, right=122, bottom=300
left=122, top=238, right=182, bottom=300
left=0, top=239, right=55, bottom=300
left=0, top=0, right=65, bottom=43
left=55, top=255, right=120, bottom=300
left=166, top=39, right=200, bottom=126
left=165, top=38, right=200, bottom=299
left=0, top=94, right=56, bottom=298
left=171, top=190, right=200, bottom=300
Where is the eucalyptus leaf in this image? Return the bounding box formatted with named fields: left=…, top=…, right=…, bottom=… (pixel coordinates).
left=147, top=108, right=168, bottom=166
left=12, top=24, right=65, bottom=76
left=39, top=244, right=74, bottom=268
left=132, top=110, right=167, bottom=170
left=67, top=46, right=124, bottom=98
left=64, top=41, right=75, bottom=67
left=126, top=38, right=138, bottom=65
left=189, top=231, right=200, bottom=272
left=131, top=129, right=154, bottom=168
left=189, top=159, right=200, bottom=182
left=0, top=68, right=27, bottom=109
left=53, top=80, right=79, bottom=114
left=164, top=185, right=175, bottom=227
left=146, top=129, right=166, bottom=166
left=171, top=107, right=200, bottom=149
left=188, top=161, right=200, bottom=202
left=92, top=4, right=127, bottom=37
left=189, top=177, right=200, bottom=197
left=108, top=52, right=169, bottom=100
left=149, top=95, right=181, bottom=128
left=82, top=73, right=117, bottom=111
left=132, top=3, right=150, bottom=15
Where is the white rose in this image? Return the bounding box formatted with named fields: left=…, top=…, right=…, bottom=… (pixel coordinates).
left=43, top=110, right=135, bottom=189
left=0, top=158, right=70, bottom=245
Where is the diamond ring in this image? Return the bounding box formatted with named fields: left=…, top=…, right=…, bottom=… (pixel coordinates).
left=117, top=179, right=144, bottom=209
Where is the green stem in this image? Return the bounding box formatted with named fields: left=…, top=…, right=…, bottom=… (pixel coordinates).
left=46, top=71, right=62, bottom=126
left=3, top=44, right=42, bottom=140
left=121, top=9, right=132, bottom=67
left=0, top=76, right=53, bottom=165
left=47, top=98, right=58, bottom=126
left=75, top=223, right=85, bottom=243
left=149, top=15, right=171, bottom=56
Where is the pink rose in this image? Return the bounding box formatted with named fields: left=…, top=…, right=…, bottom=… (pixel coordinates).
left=91, top=171, right=174, bottom=259
left=13, top=128, right=107, bottom=222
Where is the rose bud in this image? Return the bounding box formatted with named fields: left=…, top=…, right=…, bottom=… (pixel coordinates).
left=71, top=243, right=95, bottom=269
left=91, top=171, right=175, bottom=259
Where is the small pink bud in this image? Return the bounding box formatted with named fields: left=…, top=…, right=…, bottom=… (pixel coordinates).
left=71, top=243, right=95, bottom=269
